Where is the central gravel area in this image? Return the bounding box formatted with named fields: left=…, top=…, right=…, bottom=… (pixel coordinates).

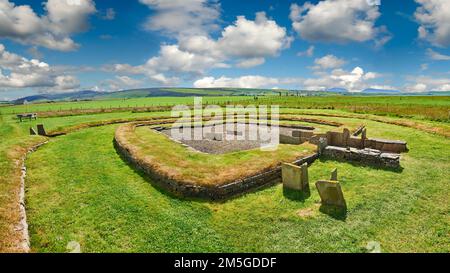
left=159, top=124, right=305, bottom=154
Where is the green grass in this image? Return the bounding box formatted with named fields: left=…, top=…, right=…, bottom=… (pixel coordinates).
left=0, top=96, right=449, bottom=253
left=0, top=96, right=252, bottom=115
left=24, top=114, right=449, bottom=253
left=255, top=96, right=450, bottom=121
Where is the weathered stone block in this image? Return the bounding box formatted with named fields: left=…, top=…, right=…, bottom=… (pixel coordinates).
left=280, top=134, right=301, bottom=145
left=330, top=168, right=338, bottom=181
left=282, top=163, right=309, bottom=191
left=323, top=146, right=401, bottom=169
left=300, top=163, right=309, bottom=190
left=316, top=180, right=346, bottom=208
left=37, top=124, right=46, bottom=136
left=318, top=137, right=328, bottom=155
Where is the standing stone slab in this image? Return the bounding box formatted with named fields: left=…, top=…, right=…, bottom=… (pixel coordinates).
left=37, top=124, right=47, bottom=136
left=315, top=180, right=346, bottom=208
left=330, top=168, right=338, bottom=181
left=282, top=163, right=309, bottom=192
left=318, top=137, right=328, bottom=155
left=30, top=127, right=37, bottom=135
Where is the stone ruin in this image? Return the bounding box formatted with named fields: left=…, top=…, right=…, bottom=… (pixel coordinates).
left=280, top=126, right=407, bottom=169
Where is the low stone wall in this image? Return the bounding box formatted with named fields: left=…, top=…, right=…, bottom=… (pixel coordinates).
left=114, top=123, right=318, bottom=201
left=326, top=129, right=408, bottom=153
left=323, top=146, right=401, bottom=169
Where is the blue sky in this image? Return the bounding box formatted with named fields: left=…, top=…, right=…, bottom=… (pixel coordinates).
left=0, top=0, right=449, bottom=100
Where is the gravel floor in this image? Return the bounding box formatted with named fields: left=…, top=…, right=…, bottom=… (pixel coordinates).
left=159, top=124, right=307, bottom=154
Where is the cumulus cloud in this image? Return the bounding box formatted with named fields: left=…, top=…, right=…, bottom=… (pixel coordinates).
left=194, top=75, right=279, bottom=88
left=0, top=0, right=96, bottom=51
left=103, top=76, right=143, bottom=91
left=139, top=0, right=220, bottom=37
left=312, top=54, right=346, bottom=70
left=289, top=0, right=391, bottom=46
left=415, top=0, right=450, bottom=47
left=303, top=66, right=381, bottom=92
left=0, top=43, right=79, bottom=91
left=426, top=48, right=450, bottom=61
left=404, top=76, right=450, bottom=92
left=109, top=12, right=291, bottom=84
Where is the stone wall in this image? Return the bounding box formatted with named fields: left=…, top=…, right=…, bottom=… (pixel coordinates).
left=114, top=122, right=319, bottom=201
left=326, top=129, right=408, bottom=153
left=323, top=146, right=401, bottom=169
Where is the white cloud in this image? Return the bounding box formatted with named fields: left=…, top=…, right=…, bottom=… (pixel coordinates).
left=139, top=0, right=220, bottom=37
left=0, top=43, right=79, bottom=91
left=426, top=48, right=450, bottom=61
left=415, top=0, right=450, bottom=47
left=303, top=66, right=381, bottom=92
left=236, top=58, right=265, bottom=68
left=297, top=45, right=315, bottom=57
left=109, top=12, right=291, bottom=83
left=404, top=76, right=450, bottom=92
left=217, top=12, right=292, bottom=61
left=194, top=75, right=279, bottom=89
left=313, top=54, right=346, bottom=70
left=103, top=76, right=143, bottom=91
left=290, top=0, right=390, bottom=45
left=0, top=0, right=96, bottom=51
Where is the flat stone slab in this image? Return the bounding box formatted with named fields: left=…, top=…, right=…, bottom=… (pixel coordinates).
left=282, top=163, right=309, bottom=192
left=316, top=180, right=346, bottom=208
left=323, top=146, right=401, bottom=169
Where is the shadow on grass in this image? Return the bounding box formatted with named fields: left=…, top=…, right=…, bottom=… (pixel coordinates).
left=283, top=187, right=310, bottom=202
left=319, top=157, right=404, bottom=173
left=319, top=204, right=347, bottom=221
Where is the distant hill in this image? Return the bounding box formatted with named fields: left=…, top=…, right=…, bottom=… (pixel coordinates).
left=11, top=88, right=286, bottom=104
left=11, top=87, right=450, bottom=104
left=327, top=88, right=348, bottom=93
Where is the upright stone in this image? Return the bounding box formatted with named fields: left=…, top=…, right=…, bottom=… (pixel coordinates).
left=361, top=128, right=367, bottom=140
left=318, top=137, right=328, bottom=155
left=300, top=163, right=309, bottom=190
left=315, top=180, right=346, bottom=208
left=361, top=128, right=367, bottom=148
left=282, top=163, right=309, bottom=192
left=37, top=124, right=47, bottom=136
left=330, top=168, right=338, bottom=181
left=30, top=127, right=37, bottom=135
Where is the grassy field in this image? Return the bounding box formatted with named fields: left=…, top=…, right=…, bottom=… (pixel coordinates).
left=255, top=96, right=450, bottom=121
left=2, top=95, right=449, bottom=122
left=0, top=96, right=449, bottom=253
left=0, top=96, right=252, bottom=115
